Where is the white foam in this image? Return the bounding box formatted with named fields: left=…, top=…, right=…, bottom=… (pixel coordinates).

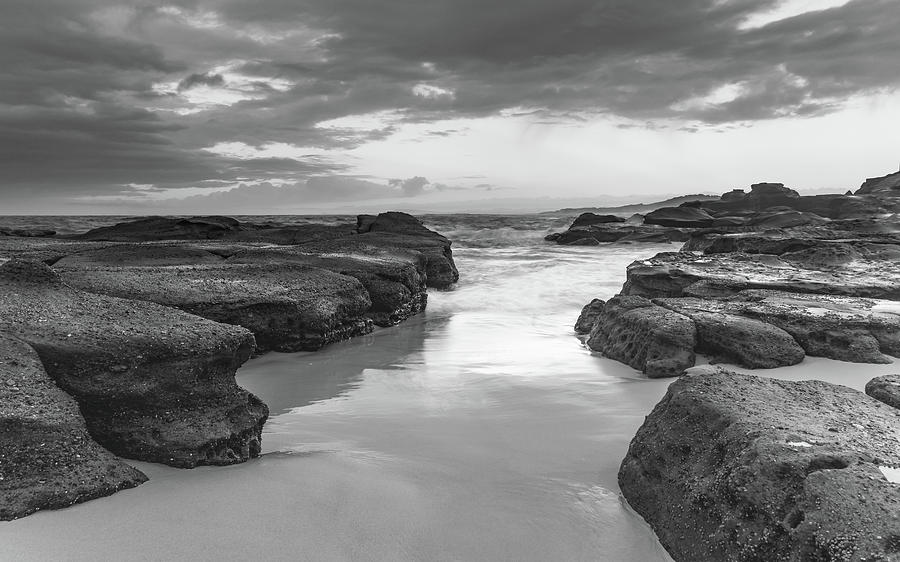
left=872, top=303, right=900, bottom=316
left=787, top=441, right=813, bottom=448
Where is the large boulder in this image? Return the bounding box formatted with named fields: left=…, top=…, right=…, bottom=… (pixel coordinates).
left=865, top=375, right=900, bottom=409
left=620, top=368, right=900, bottom=562
left=57, top=260, right=374, bottom=353
left=570, top=213, right=626, bottom=228
left=0, top=334, right=147, bottom=520
left=586, top=296, right=696, bottom=378
left=622, top=251, right=900, bottom=301
left=655, top=300, right=805, bottom=368
left=0, top=260, right=268, bottom=468
left=643, top=207, right=716, bottom=228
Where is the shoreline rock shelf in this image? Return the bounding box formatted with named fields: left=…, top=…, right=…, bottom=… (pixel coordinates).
left=619, top=368, right=900, bottom=562
left=574, top=173, right=900, bottom=560
left=0, top=211, right=458, bottom=519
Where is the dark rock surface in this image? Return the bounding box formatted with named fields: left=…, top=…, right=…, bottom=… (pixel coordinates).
left=226, top=245, right=427, bottom=327
left=570, top=213, right=626, bottom=228
left=574, top=298, right=605, bottom=334
left=0, top=334, right=147, bottom=520
left=58, top=261, right=374, bottom=353
left=620, top=368, right=900, bottom=562
left=0, top=260, right=267, bottom=469
left=857, top=170, right=900, bottom=196
left=622, top=251, right=900, bottom=301
left=866, top=375, right=900, bottom=409
left=643, top=206, right=716, bottom=228
left=586, top=296, right=696, bottom=378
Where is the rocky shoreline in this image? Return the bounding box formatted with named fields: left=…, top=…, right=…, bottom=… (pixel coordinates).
left=0, top=211, right=457, bottom=520
left=571, top=171, right=900, bottom=560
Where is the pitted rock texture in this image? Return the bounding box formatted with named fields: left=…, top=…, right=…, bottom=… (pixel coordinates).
left=226, top=245, right=428, bottom=327
left=0, top=260, right=267, bottom=468
left=574, top=298, right=605, bottom=334
left=0, top=334, right=147, bottom=520
left=866, top=375, right=900, bottom=409
left=620, top=368, right=900, bottom=562
left=58, top=262, right=374, bottom=353
left=622, top=251, right=900, bottom=301
left=354, top=212, right=459, bottom=288
left=656, top=291, right=900, bottom=365
left=586, top=296, right=696, bottom=378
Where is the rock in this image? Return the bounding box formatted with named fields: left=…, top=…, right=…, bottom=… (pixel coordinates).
left=865, top=375, right=900, bottom=409
left=619, top=368, right=900, bottom=562
left=351, top=212, right=459, bottom=288
left=0, top=334, right=147, bottom=520
left=565, top=237, right=600, bottom=246
left=226, top=245, right=428, bottom=327
left=655, top=299, right=805, bottom=368
left=643, top=207, right=716, bottom=228
left=570, top=213, right=626, bottom=228
left=74, top=216, right=247, bottom=241
left=55, top=243, right=227, bottom=267
left=57, top=260, right=374, bottom=353
left=744, top=210, right=829, bottom=229
left=657, top=291, right=900, bottom=364
left=303, top=231, right=458, bottom=289
left=622, top=251, right=900, bottom=301
left=0, top=260, right=267, bottom=468
left=586, top=296, right=696, bottom=378
left=857, top=170, right=900, bottom=196
left=574, top=298, right=605, bottom=334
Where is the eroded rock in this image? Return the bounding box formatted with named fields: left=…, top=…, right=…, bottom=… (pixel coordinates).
left=574, top=298, right=605, bottom=334
left=0, top=334, right=147, bottom=520
left=866, top=375, right=900, bottom=409
left=620, top=368, right=900, bottom=562
left=0, top=260, right=267, bottom=468
left=586, top=296, right=696, bottom=378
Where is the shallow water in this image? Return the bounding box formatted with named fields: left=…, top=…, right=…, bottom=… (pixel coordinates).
left=1, top=216, right=896, bottom=561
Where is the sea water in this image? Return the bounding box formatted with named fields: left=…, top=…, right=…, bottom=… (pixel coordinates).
left=0, top=215, right=895, bottom=561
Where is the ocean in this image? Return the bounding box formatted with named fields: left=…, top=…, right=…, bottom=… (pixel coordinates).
left=0, top=214, right=894, bottom=561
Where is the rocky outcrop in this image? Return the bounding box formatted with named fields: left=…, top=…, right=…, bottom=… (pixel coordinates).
left=586, top=296, right=696, bottom=378
left=622, top=251, right=900, bottom=301
left=857, top=170, right=900, bottom=197
left=570, top=213, right=626, bottom=228
left=574, top=298, right=605, bottom=334
left=620, top=368, right=900, bottom=562
left=57, top=260, right=374, bottom=353
left=0, top=260, right=267, bottom=469
left=354, top=212, right=459, bottom=288
left=226, top=245, right=427, bottom=327
left=643, top=206, right=716, bottom=228
left=0, top=334, right=147, bottom=520
left=866, top=375, right=900, bottom=409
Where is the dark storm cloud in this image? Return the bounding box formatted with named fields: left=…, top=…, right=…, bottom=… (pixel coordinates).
left=1, top=0, right=899, bottom=204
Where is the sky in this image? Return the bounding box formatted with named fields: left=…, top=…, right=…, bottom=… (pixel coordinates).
left=2, top=0, right=900, bottom=214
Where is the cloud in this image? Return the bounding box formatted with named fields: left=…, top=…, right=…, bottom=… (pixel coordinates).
left=390, top=176, right=430, bottom=197
left=1, top=0, right=898, bottom=207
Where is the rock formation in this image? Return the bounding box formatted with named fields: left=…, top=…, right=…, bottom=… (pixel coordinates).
left=0, top=211, right=458, bottom=518
left=866, top=374, right=900, bottom=410
left=620, top=367, right=900, bottom=562
left=0, top=334, right=147, bottom=520
left=0, top=260, right=267, bottom=469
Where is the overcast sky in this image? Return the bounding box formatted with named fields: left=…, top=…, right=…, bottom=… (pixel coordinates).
left=2, top=0, right=900, bottom=213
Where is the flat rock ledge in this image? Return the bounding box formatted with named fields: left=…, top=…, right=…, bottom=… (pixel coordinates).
left=0, top=334, right=147, bottom=520
left=620, top=367, right=900, bottom=562
left=0, top=260, right=268, bottom=470
left=582, top=289, right=900, bottom=377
